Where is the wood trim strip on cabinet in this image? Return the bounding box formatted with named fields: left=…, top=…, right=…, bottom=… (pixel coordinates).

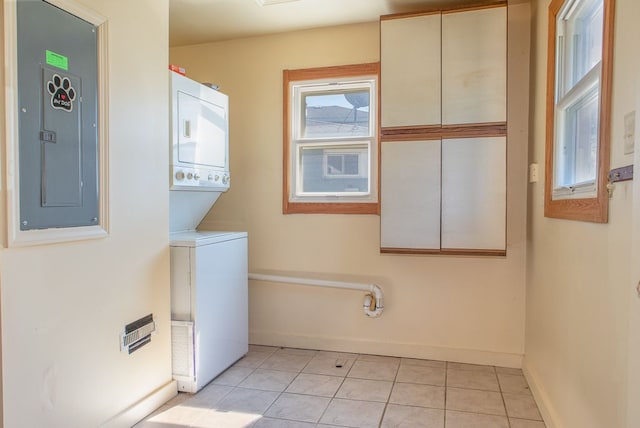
left=441, top=122, right=507, bottom=138
left=381, top=1, right=506, bottom=21
left=380, top=125, right=443, bottom=141
left=380, top=248, right=443, bottom=255
left=381, top=122, right=507, bottom=141
left=380, top=10, right=441, bottom=22
left=381, top=247, right=506, bottom=256
left=440, top=248, right=506, bottom=257
left=440, top=1, right=507, bottom=15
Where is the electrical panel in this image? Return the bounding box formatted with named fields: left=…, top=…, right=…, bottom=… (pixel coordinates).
left=16, top=0, right=99, bottom=230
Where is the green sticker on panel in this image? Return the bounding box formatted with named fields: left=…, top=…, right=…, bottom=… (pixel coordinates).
left=45, top=50, right=68, bottom=71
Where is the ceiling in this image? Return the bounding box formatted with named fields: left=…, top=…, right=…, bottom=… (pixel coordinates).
left=169, top=0, right=502, bottom=47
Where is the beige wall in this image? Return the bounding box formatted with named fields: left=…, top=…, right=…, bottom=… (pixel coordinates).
left=0, top=0, right=173, bottom=426
left=525, top=0, right=640, bottom=427
left=628, top=72, right=640, bottom=428
left=170, top=3, right=531, bottom=366
left=0, top=1, right=4, bottom=424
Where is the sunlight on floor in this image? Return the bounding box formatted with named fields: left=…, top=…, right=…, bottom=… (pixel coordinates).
left=142, top=404, right=262, bottom=427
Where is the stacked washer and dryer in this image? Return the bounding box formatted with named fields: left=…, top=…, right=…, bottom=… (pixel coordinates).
left=168, top=71, right=248, bottom=393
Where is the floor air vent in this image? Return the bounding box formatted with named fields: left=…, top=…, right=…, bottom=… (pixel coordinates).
left=171, top=320, right=195, bottom=392
left=121, top=314, right=155, bottom=354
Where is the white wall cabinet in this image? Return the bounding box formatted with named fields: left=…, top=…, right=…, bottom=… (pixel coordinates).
left=380, top=6, right=506, bottom=130
left=441, top=137, right=506, bottom=250
left=379, top=4, right=507, bottom=254
left=380, top=13, right=441, bottom=128
left=380, top=140, right=441, bottom=250
left=441, top=7, right=507, bottom=125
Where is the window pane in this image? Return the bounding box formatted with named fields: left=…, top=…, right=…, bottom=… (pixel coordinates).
left=326, top=154, right=344, bottom=175
left=325, top=153, right=361, bottom=177
left=303, top=90, right=370, bottom=138
left=572, top=90, right=599, bottom=183
left=559, top=0, right=603, bottom=93
left=557, top=87, right=599, bottom=187
left=299, top=145, right=369, bottom=194
left=343, top=154, right=360, bottom=175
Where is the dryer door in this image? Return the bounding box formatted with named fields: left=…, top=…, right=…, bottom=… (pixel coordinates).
left=176, top=90, right=227, bottom=168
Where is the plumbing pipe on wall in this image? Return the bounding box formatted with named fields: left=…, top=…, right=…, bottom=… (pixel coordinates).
left=248, top=273, right=384, bottom=317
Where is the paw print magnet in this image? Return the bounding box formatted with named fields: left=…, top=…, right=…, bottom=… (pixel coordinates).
left=47, top=74, right=76, bottom=112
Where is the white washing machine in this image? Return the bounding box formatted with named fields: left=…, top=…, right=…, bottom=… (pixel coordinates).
left=169, top=230, right=248, bottom=393
left=167, top=72, right=247, bottom=392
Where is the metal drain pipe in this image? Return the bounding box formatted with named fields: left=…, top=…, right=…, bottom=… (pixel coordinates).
left=248, top=273, right=384, bottom=318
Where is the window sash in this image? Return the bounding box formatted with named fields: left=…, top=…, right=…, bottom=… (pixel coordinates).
left=553, top=62, right=601, bottom=198
left=556, top=0, right=603, bottom=98
left=289, top=76, right=377, bottom=202
left=290, top=139, right=374, bottom=201
left=292, top=79, right=377, bottom=142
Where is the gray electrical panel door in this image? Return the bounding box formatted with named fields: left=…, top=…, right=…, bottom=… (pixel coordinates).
left=17, top=0, right=99, bottom=230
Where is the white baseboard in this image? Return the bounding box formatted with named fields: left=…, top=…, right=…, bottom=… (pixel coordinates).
left=522, top=357, right=558, bottom=428
left=250, top=331, right=523, bottom=368
left=100, top=380, right=177, bottom=428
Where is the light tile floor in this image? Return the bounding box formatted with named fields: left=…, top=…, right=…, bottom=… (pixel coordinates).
left=135, top=346, right=546, bottom=428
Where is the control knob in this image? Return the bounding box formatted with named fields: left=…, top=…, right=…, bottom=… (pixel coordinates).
left=194, top=173, right=200, bottom=180
left=222, top=175, right=230, bottom=185
left=175, top=171, right=185, bottom=180
left=187, top=172, right=193, bottom=180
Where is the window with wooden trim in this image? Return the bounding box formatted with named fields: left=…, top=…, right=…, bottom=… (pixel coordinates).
left=283, top=63, right=380, bottom=215
left=545, top=0, right=614, bottom=222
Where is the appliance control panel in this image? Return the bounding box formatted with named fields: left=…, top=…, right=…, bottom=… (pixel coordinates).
left=170, top=166, right=230, bottom=191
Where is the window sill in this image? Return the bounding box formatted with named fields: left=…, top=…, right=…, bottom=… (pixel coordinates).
left=283, top=201, right=379, bottom=215
left=544, top=194, right=608, bottom=223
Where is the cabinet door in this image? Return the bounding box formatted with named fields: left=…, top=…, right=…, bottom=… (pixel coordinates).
left=381, top=140, right=441, bottom=250
left=441, top=6, right=506, bottom=125
left=441, top=137, right=506, bottom=250
left=381, top=13, right=441, bottom=128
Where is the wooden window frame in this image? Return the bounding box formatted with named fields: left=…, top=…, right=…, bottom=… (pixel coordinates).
left=544, top=0, right=615, bottom=223
left=283, top=63, right=380, bottom=215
